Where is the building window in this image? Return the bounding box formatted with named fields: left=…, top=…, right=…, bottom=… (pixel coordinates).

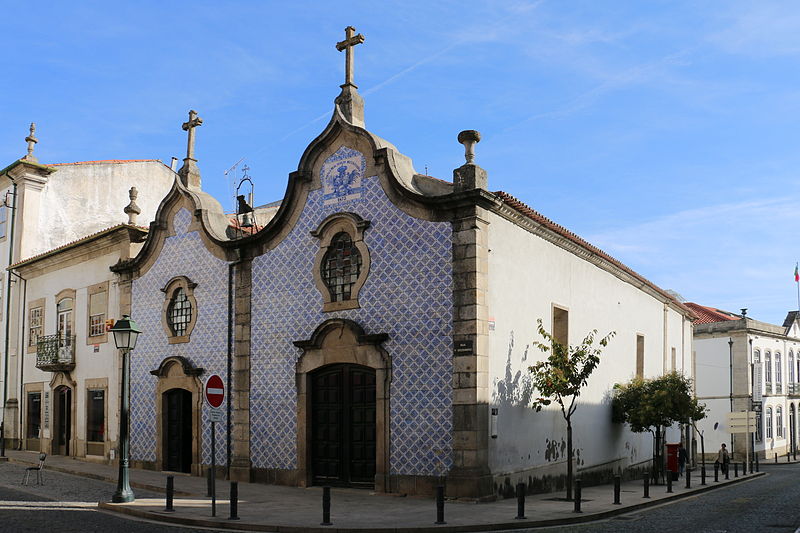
left=767, top=407, right=773, bottom=439
left=0, top=205, right=8, bottom=240
left=766, top=351, right=772, bottom=389
left=57, top=297, right=74, bottom=348
left=168, top=288, right=191, bottom=336
left=88, top=285, right=108, bottom=339
left=26, top=392, right=41, bottom=439
left=552, top=306, right=568, bottom=347
left=311, top=212, right=371, bottom=312
left=776, top=352, right=783, bottom=393
left=28, top=307, right=43, bottom=347
left=790, top=352, right=795, bottom=386
left=777, top=406, right=784, bottom=437
left=87, top=389, right=105, bottom=442
left=756, top=410, right=763, bottom=442
left=671, top=347, right=677, bottom=371
left=636, top=335, right=645, bottom=378
left=160, top=276, right=198, bottom=343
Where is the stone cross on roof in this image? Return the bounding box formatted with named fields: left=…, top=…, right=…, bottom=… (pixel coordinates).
left=178, top=110, right=203, bottom=188
left=182, top=110, right=203, bottom=161
left=336, top=26, right=365, bottom=88
left=24, top=123, right=38, bottom=162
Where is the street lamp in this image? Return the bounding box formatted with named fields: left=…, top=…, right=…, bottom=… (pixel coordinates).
left=110, top=315, right=141, bottom=503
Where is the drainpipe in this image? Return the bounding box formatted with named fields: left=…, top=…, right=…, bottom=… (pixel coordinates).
left=226, top=261, right=234, bottom=479
left=2, top=181, right=18, bottom=450
left=8, top=269, right=26, bottom=450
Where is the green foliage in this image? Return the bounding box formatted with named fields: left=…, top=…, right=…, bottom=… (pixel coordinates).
left=528, top=319, right=615, bottom=421
left=612, top=371, right=706, bottom=433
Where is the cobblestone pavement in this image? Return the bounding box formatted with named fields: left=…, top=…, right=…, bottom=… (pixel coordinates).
left=0, top=462, right=211, bottom=532
left=500, top=464, right=799, bottom=533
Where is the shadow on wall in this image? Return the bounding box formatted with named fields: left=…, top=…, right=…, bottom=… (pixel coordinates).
left=489, top=331, right=645, bottom=497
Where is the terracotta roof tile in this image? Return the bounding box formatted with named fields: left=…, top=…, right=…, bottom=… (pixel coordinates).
left=494, top=191, right=696, bottom=318
left=46, top=159, right=163, bottom=167
left=684, top=303, right=741, bottom=324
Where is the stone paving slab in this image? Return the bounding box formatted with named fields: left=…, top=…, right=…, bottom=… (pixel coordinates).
left=2, top=450, right=766, bottom=532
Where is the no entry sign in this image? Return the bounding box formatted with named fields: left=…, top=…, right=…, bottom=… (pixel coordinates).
left=205, top=374, right=225, bottom=408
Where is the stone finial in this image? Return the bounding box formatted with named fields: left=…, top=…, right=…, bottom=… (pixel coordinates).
left=453, top=130, right=487, bottom=192
left=23, top=123, right=38, bottom=162
left=334, top=26, right=366, bottom=128
left=457, top=130, right=481, bottom=164
left=177, top=109, right=203, bottom=188
left=124, top=187, right=142, bottom=225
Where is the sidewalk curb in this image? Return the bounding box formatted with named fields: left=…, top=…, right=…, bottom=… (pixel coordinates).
left=97, top=472, right=767, bottom=533
left=6, top=456, right=193, bottom=497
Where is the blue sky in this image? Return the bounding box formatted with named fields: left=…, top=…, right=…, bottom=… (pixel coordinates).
left=2, top=1, right=800, bottom=324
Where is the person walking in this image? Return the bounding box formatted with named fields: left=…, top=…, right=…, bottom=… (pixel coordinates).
left=717, top=443, right=730, bottom=475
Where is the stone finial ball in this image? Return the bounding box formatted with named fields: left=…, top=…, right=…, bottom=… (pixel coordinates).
left=457, top=130, right=481, bottom=145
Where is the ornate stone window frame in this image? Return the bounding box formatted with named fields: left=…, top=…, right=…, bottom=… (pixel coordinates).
left=310, top=212, right=371, bottom=312
left=161, top=276, right=198, bottom=344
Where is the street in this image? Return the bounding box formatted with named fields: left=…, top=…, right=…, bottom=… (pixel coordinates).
left=507, top=464, right=799, bottom=533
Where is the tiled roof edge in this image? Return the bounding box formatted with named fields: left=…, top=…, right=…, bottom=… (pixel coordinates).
left=494, top=191, right=697, bottom=320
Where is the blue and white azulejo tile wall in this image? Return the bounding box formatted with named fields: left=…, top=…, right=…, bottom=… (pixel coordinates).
left=129, top=207, right=231, bottom=465
left=250, top=146, right=454, bottom=477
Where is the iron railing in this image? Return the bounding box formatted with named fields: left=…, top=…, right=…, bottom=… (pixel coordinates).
left=35, top=334, right=76, bottom=372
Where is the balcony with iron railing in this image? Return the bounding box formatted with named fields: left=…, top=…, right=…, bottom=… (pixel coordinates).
left=776, top=382, right=783, bottom=394
left=789, top=382, right=800, bottom=396
left=35, top=334, right=76, bottom=372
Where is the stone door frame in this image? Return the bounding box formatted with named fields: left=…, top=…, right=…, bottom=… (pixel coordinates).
left=150, top=356, right=204, bottom=475
left=294, top=319, right=390, bottom=492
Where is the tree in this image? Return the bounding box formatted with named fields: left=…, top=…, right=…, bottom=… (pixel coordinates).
left=612, top=372, right=706, bottom=482
left=529, top=319, right=615, bottom=500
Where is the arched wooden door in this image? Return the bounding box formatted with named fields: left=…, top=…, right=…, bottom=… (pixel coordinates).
left=163, top=388, right=192, bottom=473
left=310, top=364, right=376, bottom=487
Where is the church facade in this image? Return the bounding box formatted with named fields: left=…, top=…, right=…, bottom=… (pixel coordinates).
left=112, top=28, right=696, bottom=500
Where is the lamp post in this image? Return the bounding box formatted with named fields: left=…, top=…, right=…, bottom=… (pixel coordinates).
left=110, top=315, right=140, bottom=503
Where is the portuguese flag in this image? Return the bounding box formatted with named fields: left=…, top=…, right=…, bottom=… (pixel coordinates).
left=795, top=263, right=799, bottom=282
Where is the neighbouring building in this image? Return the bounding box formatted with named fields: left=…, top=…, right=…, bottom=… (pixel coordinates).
left=691, top=303, right=800, bottom=461
left=112, top=27, right=697, bottom=499
left=0, top=126, right=174, bottom=454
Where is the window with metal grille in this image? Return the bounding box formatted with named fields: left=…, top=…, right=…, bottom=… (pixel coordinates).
left=321, top=232, right=362, bottom=302
left=168, top=288, right=192, bottom=336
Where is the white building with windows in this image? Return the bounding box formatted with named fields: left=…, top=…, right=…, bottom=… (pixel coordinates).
left=691, top=303, right=800, bottom=460
left=0, top=127, right=174, bottom=456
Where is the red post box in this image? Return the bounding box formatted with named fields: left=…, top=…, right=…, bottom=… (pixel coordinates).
left=666, top=443, right=680, bottom=480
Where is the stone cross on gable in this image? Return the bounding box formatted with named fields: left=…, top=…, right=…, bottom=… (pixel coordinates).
left=182, top=110, right=203, bottom=161
left=25, top=123, right=38, bottom=160
left=336, top=26, right=365, bottom=87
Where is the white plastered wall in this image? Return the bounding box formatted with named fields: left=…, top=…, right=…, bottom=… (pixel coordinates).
left=486, top=210, right=693, bottom=480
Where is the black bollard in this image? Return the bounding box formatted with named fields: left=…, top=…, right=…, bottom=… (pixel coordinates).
left=755, top=453, right=759, bottom=472
left=775, top=453, right=778, bottom=464
left=206, top=468, right=212, bottom=498
left=515, top=482, right=526, bottom=520
left=742, top=460, right=746, bottom=476
left=613, top=475, right=621, bottom=505
left=0, top=421, right=5, bottom=458
left=714, top=463, right=719, bottom=482
left=734, top=462, right=738, bottom=478
left=321, top=486, right=332, bottom=526
left=685, top=468, right=691, bottom=489
left=666, top=473, right=673, bottom=493
left=749, top=460, right=753, bottom=474
left=435, top=485, right=446, bottom=525
left=165, top=475, right=174, bottom=512
left=788, top=452, right=791, bottom=463
left=573, top=479, right=582, bottom=513
left=795, top=448, right=797, bottom=461
left=701, top=465, right=706, bottom=485
left=229, top=482, right=239, bottom=521
left=643, top=472, right=650, bottom=498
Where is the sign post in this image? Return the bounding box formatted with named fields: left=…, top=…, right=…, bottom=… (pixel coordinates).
left=727, top=411, right=756, bottom=469
left=205, top=375, right=225, bottom=517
